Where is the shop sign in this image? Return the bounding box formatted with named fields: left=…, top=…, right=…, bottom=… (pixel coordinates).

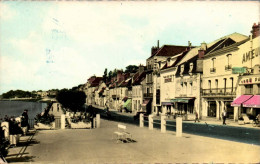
left=240, top=77, right=260, bottom=84
left=163, top=75, right=173, bottom=83
left=232, top=67, right=247, bottom=74
left=242, top=47, right=260, bottom=64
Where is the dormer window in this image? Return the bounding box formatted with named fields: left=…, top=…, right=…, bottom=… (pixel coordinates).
left=189, top=63, right=194, bottom=73
left=180, top=65, right=185, bottom=75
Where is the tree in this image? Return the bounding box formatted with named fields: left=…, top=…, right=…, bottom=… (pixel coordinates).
left=103, top=68, right=108, bottom=83
left=112, top=69, right=117, bottom=77
left=56, top=89, right=86, bottom=112
left=125, top=65, right=138, bottom=73
left=108, top=71, right=113, bottom=82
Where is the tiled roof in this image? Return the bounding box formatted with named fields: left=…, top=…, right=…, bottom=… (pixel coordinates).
left=148, top=45, right=190, bottom=59
left=161, top=50, right=190, bottom=70
left=90, top=77, right=103, bottom=87
left=132, top=71, right=146, bottom=86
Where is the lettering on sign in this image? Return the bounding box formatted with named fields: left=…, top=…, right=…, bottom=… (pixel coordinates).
left=240, top=77, right=260, bottom=84
left=164, top=78, right=172, bottom=83
left=242, top=47, right=260, bottom=63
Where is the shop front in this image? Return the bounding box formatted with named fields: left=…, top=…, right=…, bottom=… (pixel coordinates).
left=161, top=102, right=174, bottom=114
left=141, top=99, right=152, bottom=114
left=171, top=98, right=195, bottom=115
left=232, top=95, right=260, bottom=119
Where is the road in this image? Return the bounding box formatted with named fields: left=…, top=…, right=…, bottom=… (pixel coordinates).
left=93, top=107, right=260, bottom=146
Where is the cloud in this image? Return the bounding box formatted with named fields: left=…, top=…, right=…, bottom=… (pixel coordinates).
left=0, top=1, right=259, bottom=94
left=0, top=3, right=16, bottom=21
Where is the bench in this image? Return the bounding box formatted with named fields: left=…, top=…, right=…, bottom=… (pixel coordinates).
left=113, top=124, right=132, bottom=143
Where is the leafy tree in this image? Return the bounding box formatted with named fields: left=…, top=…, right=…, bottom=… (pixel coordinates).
left=2, top=90, right=32, bottom=99
left=112, top=69, right=117, bottom=77
left=56, top=89, right=86, bottom=112
left=103, top=68, right=108, bottom=83
left=125, top=65, right=138, bottom=73
left=108, top=71, right=113, bottom=82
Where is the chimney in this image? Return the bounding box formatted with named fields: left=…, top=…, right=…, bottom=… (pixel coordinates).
left=201, top=42, right=207, bottom=50
left=198, top=49, right=205, bottom=59
left=151, top=46, right=158, bottom=56
left=151, top=40, right=160, bottom=56
left=139, top=65, right=144, bottom=74
left=251, top=22, right=260, bottom=38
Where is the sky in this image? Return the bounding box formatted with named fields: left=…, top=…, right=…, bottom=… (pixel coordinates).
left=0, top=1, right=259, bottom=94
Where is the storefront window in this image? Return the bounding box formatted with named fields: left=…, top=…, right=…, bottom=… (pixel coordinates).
left=208, top=101, right=216, bottom=117
left=245, top=85, right=253, bottom=94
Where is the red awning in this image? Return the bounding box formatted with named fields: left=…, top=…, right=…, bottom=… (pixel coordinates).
left=243, top=95, right=260, bottom=108
left=142, top=99, right=150, bottom=106
left=231, top=95, right=254, bottom=107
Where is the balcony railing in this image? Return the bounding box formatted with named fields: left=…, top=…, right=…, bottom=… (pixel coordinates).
left=202, top=87, right=236, bottom=96
left=225, top=65, right=232, bottom=70
left=143, top=93, right=153, bottom=98
left=210, top=67, right=216, bottom=73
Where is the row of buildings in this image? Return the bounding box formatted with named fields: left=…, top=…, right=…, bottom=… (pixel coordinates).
left=82, top=23, right=260, bottom=121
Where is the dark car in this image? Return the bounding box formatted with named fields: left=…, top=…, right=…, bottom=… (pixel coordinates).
left=133, top=112, right=149, bottom=121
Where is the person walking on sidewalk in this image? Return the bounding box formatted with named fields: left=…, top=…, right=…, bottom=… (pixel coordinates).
left=222, top=109, right=227, bottom=125
left=194, top=111, right=200, bottom=123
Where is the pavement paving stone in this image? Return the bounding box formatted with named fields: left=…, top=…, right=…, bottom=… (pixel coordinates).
left=5, top=118, right=260, bottom=164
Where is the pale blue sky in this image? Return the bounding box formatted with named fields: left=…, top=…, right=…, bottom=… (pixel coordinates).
left=0, top=1, right=259, bottom=94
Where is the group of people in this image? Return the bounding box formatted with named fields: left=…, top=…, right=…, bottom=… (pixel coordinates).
left=194, top=109, right=227, bottom=125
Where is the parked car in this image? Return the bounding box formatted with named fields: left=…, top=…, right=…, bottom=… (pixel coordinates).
left=133, top=112, right=149, bottom=121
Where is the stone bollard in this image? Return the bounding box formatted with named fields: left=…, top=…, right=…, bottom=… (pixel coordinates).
left=149, top=115, right=153, bottom=130
left=176, top=116, right=182, bottom=137
left=93, top=117, right=96, bottom=128
left=140, top=114, right=144, bottom=127
left=61, top=114, right=66, bottom=129
left=161, top=114, right=166, bottom=133
left=96, top=114, right=100, bottom=128
left=1, top=122, right=9, bottom=139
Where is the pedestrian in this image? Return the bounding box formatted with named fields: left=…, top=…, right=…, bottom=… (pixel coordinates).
left=222, top=109, right=227, bottom=125
left=21, top=109, right=29, bottom=134
left=194, top=111, right=200, bottom=123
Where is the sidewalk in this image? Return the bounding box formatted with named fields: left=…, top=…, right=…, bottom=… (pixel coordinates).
left=93, top=105, right=259, bottom=129
left=5, top=119, right=260, bottom=163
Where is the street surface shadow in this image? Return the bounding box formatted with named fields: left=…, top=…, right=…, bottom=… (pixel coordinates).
left=16, top=139, right=40, bottom=147
left=6, top=155, right=36, bottom=162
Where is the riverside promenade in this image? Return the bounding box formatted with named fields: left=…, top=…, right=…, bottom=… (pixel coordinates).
left=5, top=118, right=260, bottom=163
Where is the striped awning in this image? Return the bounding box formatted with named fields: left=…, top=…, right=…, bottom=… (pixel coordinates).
left=243, top=95, right=260, bottom=108
left=231, top=95, right=253, bottom=107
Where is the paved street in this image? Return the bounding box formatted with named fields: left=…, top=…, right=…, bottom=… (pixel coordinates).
left=94, top=106, right=260, bottom=146
left=6, top=119, right=260, bottom=163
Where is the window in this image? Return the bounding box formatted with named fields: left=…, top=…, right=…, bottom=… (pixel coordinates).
left=189, top=63, right=194, bottom=73
left=230, top=77, right=234, bottom=92
left=224, top=78, right=227, bottom=92
left=225, top=54, right=232, bottom=70
left=210, top=58, right=216, bottom=73
left=183, top=82, right=187, bottom=95
left=190, top=82, right=193, bottom=95
left=245, top=85, right=253, bottom=94
left=208, top=80, right=211, bottom=90
left=215, top=79, right=218, bottom=89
